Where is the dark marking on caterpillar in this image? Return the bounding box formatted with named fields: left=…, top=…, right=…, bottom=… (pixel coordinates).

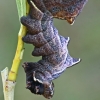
left=21, top=0, right=87, bottom=99
left=30, top=0, right=88, bottom=24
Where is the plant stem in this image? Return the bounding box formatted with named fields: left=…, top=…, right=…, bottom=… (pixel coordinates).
left=8, top=24, right=26, bottom=81
left=8, top=0, right=30, bottom=82
left=1, top=0, right=29, bottom=100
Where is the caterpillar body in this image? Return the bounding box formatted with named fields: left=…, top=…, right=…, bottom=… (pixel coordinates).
left=21, top=0, right=87, bottom=99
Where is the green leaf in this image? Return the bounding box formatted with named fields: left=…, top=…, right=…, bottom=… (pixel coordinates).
left=16, top=0, right=27, bottom=20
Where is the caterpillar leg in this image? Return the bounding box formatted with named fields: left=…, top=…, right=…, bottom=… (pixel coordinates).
left=21, top=16, right=42, bottom=34
left=27, top=0, right=44, bottom=20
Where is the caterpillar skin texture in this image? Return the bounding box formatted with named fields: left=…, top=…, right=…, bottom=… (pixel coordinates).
left=30, top=0, right=88, bottom=24
left=21, top=1, right=81, bottom=99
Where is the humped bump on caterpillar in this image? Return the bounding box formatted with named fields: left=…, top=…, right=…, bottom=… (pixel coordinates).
left=31, top=0, right=88, bottom=25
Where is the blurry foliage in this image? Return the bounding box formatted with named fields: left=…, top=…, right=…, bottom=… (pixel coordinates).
left=0, top=0, right=100, bottom=100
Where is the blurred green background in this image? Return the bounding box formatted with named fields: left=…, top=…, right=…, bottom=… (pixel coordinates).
left=0, top=0, right=100, bottom=100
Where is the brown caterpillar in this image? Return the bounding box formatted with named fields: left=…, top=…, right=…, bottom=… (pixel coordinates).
left=20, top=0, right=87, bottom=99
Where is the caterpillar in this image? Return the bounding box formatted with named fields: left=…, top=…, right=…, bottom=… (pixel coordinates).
left=21, top=0, right=87, bottom=99
left=29, top=0, right=88, bottom=24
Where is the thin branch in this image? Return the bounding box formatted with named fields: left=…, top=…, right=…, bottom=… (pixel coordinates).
left=1, top=0, right=29, bottom=100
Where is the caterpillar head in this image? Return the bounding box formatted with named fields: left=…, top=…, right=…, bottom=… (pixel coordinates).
left=26, top=73, right=54, bottom=99
left=22, top=63, right=54, bottom=99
